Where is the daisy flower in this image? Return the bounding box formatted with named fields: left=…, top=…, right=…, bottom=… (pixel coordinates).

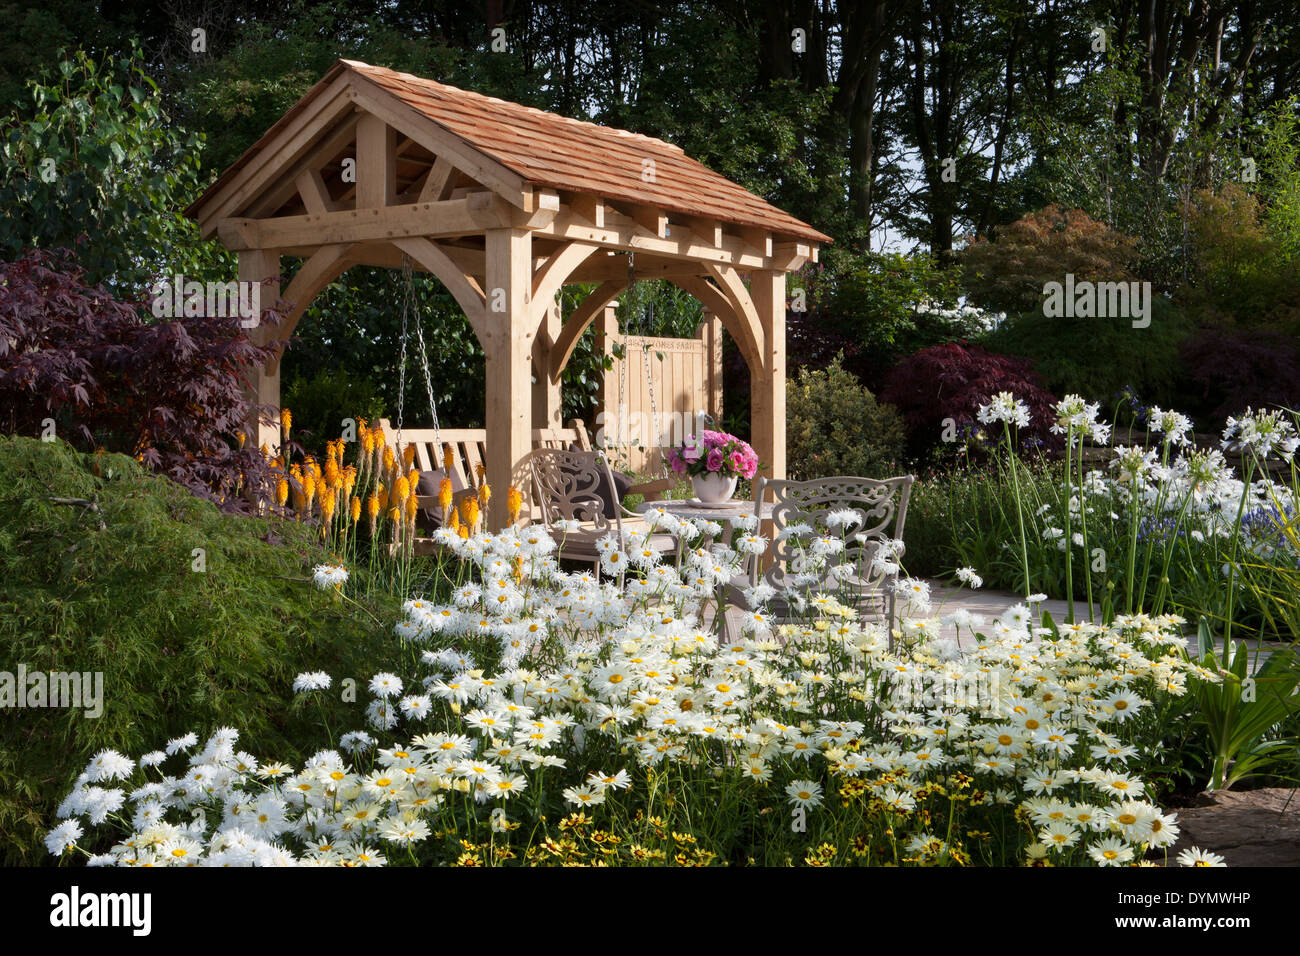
left=1177, top=846, right=1226, bottom=867
left=785, top=779, right=823, bottom=810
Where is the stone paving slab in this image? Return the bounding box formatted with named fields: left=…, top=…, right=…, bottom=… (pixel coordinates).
left=715, top=580, right=1276, bottom=669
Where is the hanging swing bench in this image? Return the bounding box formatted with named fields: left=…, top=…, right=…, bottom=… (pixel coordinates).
left=380, top=253, right=673, bottom=553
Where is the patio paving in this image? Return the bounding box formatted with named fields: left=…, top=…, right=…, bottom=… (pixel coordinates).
left=714, top=579, right=1276, bottom=669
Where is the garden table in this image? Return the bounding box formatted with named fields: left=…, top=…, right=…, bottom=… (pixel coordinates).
left=635, top=498, right=775, bottom=523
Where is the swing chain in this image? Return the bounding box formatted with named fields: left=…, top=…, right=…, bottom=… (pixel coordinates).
left=626, top=252, right=660, bottom=461
left=396, top=254, right=443, bottom=456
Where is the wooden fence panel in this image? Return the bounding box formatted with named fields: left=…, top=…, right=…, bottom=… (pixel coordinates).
left=595, top=305, right=721, bottom=474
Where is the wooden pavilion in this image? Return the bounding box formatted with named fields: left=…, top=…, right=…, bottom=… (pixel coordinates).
left=187, top=59, right=829, bottom=527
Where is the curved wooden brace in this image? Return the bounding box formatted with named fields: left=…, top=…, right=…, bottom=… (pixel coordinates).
left=672, top=274, right=762, bottom=372
left=392, top=236, right=489, bottom=343
left=529, top=240, right=599, bottom=334
left=702, top=263, right=765, bottom=371
left=271, top=243, right=356, bottom=373
left=548, top=279, right=627, bottom=383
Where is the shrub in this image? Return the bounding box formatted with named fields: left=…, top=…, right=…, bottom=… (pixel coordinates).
left=879, top=342, right=1059, bottom=457
left=0, top=247, right=281, bottom=511
left=1178, top=325, right=1300, bottom=422
left=786, top=355, right=906, bottom=480
left=0, top=46, right=226, bottom=291
left=961, top=205, right=1139, bottom=314
left=0, top=436, right=406, bottom=864
left=281, top=367, right=387, bottom=460
left=1181, top=184, right=1300, bottom=330
left=979, top=297, right=1194, bottom=410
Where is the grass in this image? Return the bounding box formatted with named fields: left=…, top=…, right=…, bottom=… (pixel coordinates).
left=0, top=436, right=407, bottom=864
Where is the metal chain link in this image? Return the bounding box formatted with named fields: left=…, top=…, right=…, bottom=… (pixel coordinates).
left=626, top=251, right=661, bottom=461
left=397, top=254, right=443, bottom=455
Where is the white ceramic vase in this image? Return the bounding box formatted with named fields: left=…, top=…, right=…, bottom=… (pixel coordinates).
left=692, top=471, right=738, bottom=503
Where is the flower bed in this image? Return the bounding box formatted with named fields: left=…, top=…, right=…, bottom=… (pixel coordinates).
left=48, top=509, right=1228, bottom=867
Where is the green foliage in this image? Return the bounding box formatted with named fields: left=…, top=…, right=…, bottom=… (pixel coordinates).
left=826, top=251, right=963, bottom=349
left=0, top=46, right=228, bottom=292
left=284, top=265, right=485, bottom=430
left=786, top=355, right=906, bottom=481
left=979, top=298, right=1194, bottom=409
left=281, top=367, right=387, bottom=460
left=1191, top=632, right=1300, bottom=791
left=1251, top=96, right=1300, bottom=263
left=0, top=436, right=405, bottom=864
left=1181, top=183, right=1300, bottom=328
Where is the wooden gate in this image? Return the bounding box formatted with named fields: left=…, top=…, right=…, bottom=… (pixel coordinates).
left=591, top=304, right=724, bottom=474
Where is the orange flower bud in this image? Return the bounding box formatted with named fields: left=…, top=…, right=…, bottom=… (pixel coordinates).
left=403, top=444, right=416, bottom=467
left=350, top=495, right=361, bottom=522
left=507, top=486, right=524, bottom=524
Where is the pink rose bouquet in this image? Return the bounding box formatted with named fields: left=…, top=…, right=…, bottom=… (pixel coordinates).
left=666, top=429, right=758, bottom=479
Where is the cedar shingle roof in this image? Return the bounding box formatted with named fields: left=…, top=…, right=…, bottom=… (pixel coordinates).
left=189, top=59, right=830, bottom=246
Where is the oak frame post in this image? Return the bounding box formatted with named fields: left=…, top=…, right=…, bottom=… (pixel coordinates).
left=749, top=270, right=786, bottom=491
left=484, top=227, right=534, bottom=528
left=238, top=249, right=282, bottom=454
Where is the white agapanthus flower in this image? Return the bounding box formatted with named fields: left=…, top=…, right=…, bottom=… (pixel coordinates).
left=977, top=391, right=1031, bottom=428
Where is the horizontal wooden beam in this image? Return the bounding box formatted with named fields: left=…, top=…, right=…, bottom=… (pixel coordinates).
left=216, top=192, right=556, bottom=251
left=535, top=210, right=776, bottom=269
left=566, top=252, right=713, bottom=283
left=771, top=241, right=813, bottom=270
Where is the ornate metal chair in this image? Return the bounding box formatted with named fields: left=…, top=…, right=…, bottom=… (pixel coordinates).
left=525, top=447, right=676, bottom=573
left=727, top=474, right=915, bottom=636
